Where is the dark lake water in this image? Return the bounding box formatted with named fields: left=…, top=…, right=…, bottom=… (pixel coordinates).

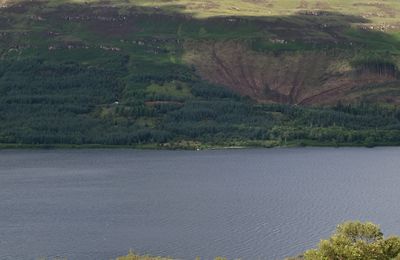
left=1, top=148, right=400, bottom=260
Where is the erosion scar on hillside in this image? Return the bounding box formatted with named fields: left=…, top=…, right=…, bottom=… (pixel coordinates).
left=184, top=41, right=399, bottom=105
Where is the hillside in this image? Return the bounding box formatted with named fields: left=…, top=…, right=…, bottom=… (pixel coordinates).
left=1, top=0, right=400, bottom=148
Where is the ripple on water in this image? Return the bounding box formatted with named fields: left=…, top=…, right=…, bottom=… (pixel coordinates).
left=1, top=148, right=400, bottom=259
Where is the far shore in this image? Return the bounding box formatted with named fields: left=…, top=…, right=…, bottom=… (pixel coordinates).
left=1, top=141, right=399, bottom=150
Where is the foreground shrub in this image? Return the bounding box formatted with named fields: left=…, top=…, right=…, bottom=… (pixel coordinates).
left=116, top=251, right=229, bottom=260
left=116, top=251, right=174, bottom=260
left=304, top=221, right=400, bottom=260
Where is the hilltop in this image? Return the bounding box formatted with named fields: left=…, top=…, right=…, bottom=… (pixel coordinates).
left=1, top=0, right=400, bottom=148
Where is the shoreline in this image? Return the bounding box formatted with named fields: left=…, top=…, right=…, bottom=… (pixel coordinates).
left=1, top=141, right=400, bottom=150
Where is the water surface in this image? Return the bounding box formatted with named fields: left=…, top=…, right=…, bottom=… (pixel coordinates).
left=1, top=148, right=400, bottom=259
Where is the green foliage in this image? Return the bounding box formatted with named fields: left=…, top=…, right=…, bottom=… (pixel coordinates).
left=304, top=221, right=400, bottom=260
left=116, top=251, right=174, bottom=260
left=117, top=222, right=400, bottom=260
left=1, top=1, right=400, bottom=148
left=190, top=82, right=241, bottom=100
left=116, top=251, right=230, bottom=260
left=2, top=55, right=400, bottom=148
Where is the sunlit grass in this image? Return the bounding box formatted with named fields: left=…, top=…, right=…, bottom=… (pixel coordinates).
left=116, top=251, right=230, bottom=260
left=2, top=0, right=400, bottom=24
left=87, top=0, right=400, bottom=21
left=116, top=251, right=175, bottom=260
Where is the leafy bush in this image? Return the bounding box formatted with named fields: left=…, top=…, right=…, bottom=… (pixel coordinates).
left=304, top=221, right=400, bottom=260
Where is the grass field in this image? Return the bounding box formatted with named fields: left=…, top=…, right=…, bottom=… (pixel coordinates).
left=3, top=0, right=400, bottom=24
left=5, top=0, right=397, bottom=21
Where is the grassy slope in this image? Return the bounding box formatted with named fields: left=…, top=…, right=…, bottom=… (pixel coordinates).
left=31, top=0, right=400, bottom=21
left=1, top=0, right=400, bottom=148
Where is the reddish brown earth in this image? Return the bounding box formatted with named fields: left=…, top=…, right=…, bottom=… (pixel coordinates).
left=184, top=41, right=399, bottom=105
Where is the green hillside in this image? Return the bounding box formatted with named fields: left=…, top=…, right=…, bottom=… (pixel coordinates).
left=1, top=0, right=400, bottom=148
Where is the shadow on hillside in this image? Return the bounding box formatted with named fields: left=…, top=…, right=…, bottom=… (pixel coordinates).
left=1, top=0, right=400, bottom=50
left=1, top=0, right=399, bottom=106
